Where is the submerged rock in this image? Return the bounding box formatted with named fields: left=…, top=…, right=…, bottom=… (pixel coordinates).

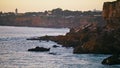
left=28, top=46, right=50, bottom=52
left=102, top=55, right=120, bottom=65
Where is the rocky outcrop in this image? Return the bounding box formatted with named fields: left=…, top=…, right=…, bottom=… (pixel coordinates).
left=103, top=0, right=120, bottom=30
left=102, top=55, right=120, bottom=65
left=27, top=0, right=120, bottom=54
left=73, top=0, right=120, bottom=54
left=27, top=23, right=120, bottom=54
left=101, top=0, right=120, bottom=65
left=52, top=45, right=59, bottom=48
left=28, top=46, right=50, bottom=52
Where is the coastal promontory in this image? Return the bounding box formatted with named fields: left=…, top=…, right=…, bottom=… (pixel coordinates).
left=28, top=0, right=120, bottom=54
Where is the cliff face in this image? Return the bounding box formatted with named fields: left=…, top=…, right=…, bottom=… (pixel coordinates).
left=0, top=16, right=104, bottom=28
left=73, top=0, right=120, bottom=54
left=0, top=8, right=104, bottom=28
left=103, top=0, right=120, bottom=29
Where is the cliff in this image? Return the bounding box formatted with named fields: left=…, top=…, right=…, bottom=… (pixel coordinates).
left=29, top=0, right=120, bottom=54
left=73, top=0, right=120, bottom=54
left=103, top=0, right=120, bottom=30
left=0, top=15, right=104, bottom=28
left=0, top=9, right=104, bottom=28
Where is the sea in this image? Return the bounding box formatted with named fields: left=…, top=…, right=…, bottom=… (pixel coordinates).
left=0, top=26, right=120, bottom=68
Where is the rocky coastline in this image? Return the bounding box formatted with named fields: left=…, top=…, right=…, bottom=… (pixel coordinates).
left=28, top=0, right=120, bottom=54
left=27, top=0, right=120, bottom=65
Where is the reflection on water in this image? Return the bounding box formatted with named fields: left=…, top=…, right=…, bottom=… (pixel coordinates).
left=0, top=26, right=120, bottom=68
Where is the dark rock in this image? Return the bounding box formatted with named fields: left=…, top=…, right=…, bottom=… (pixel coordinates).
left=28, top=46, right=50, bottom=52
left=102, top=55, right=120, bottom=65
left=53, top=45, right=59, bottom=48
left=49, top=52, right=57, bottom=55
left=27, top=36, right=52, bottom=42
left=27, top=38, right=39, bottom=40
left=49, top=52, right=61, bottom=55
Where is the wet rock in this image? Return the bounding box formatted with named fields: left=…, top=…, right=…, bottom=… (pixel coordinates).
left=28, top=46, right=50, bottom=52
left=52, top=45, right=59, bottom=48
left=27, top=35, right=52, bottom=42
left=49, top=52, right=61, bottom=55
left=49, top=52, right=57, bottom=55
left=27, top=37, right=40, bottom=40
left=102, top=55, right=120, bottom=65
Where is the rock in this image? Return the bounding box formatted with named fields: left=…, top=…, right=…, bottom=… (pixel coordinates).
left=73, top=0, right=120, bottom=54
left=52, top=45, right=59, bottom=48
left=27, top=36, right=50, bottom=41
left=102, top=55, right=120, bottom=65
left=103, top=0, right=120, bottom=30
left=27, top=37, right=39, bottom=40
left=49, top=52, right=57, bottom=55
left=28, top=46, right=50, bottom=52
left=49, top=52, right=61, bottom=55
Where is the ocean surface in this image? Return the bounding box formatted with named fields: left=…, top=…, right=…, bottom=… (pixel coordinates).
left=0, top=26, right=120, bottom=68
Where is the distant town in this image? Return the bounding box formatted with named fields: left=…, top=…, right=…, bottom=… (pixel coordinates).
left=0, top=8, right=104, bottom=28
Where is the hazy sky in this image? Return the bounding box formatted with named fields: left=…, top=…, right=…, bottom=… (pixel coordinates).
left=0, top=0, right=115, bottom=13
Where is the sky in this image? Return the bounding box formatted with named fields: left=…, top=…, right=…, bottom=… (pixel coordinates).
left=0, top=0, right=116, bottom=13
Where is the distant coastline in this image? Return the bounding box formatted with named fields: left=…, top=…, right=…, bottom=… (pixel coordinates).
left=0, top=8, right=104, bottom=28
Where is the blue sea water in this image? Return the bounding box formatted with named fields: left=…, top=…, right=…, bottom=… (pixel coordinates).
left=0, top=26, right=120, bottom=68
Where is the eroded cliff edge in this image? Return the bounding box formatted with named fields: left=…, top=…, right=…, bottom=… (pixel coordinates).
left=103, top=0, right=120, bottom=30
left=74, top=0, right=120, bottom=54
left=28, top=0, right=120, bottom=54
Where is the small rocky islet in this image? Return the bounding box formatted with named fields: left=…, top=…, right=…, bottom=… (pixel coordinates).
left=27, top=0, right=120, bottom=65
left=28, top=46, right=50, bottom=52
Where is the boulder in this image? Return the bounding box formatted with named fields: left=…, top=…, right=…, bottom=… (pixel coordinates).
left=102, top=55, right=120, bottom=65
left=28, top=46, right=50, bottom=52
